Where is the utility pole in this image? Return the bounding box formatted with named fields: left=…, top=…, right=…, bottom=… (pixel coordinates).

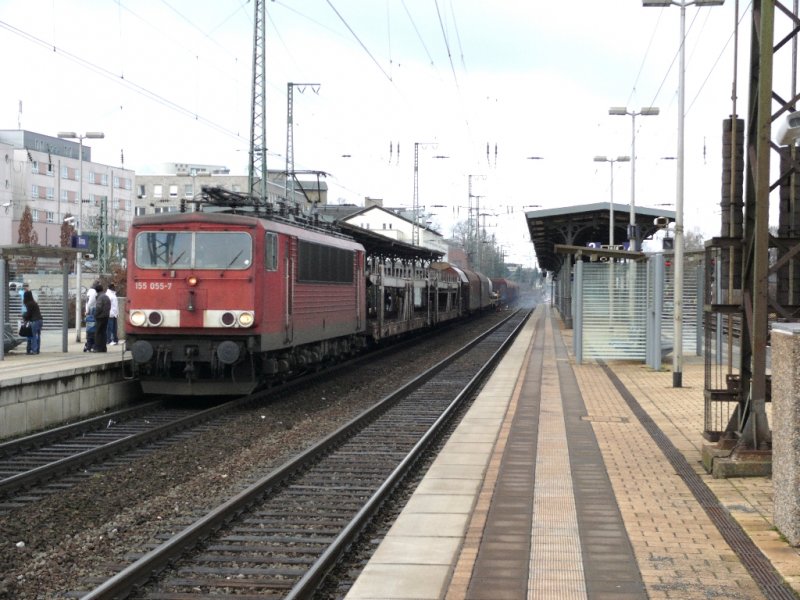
left=248, top=0, right=267, bottom=202
left=99, top=173, right=109, bottom=275
left=468, top=174, right=485, bottom=268
left=286, top=82, right=320, bottom=202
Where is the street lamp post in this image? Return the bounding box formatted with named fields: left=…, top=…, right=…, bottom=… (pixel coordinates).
left=609, top=106, right=659, bottom=251
left=57, top=131, right=104, bottom=343
left=594, top=156, right=631, bottom=246
left=642, top=0, right=724, bottom=387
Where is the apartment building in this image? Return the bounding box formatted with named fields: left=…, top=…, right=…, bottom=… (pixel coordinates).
left=0, top=130, right=134, bottom=250
left=134, top=164, right=328, bottom=215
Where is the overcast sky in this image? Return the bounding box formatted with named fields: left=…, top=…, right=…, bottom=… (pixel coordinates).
left=0, top=0, right=781, bottom=266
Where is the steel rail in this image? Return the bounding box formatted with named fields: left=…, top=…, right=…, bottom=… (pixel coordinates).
left=286, top=309, right=531, bottom=599
left=80, top=309, right=529, bottom=600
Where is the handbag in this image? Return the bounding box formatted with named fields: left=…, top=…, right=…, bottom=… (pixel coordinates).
left=19, top=322, right=32, bottom=337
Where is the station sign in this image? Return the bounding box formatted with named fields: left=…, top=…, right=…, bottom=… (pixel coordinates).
left=70, top=234, right=90, bottom=249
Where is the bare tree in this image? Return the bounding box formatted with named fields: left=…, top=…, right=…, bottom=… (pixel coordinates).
left=17, top=205, right=38, bottom=245
left=60, top=213, right=75, bottom=248
left=684, top=227, right=706, bottom=252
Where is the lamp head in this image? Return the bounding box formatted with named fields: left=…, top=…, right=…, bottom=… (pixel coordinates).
left=57, top=132, right=77, bottom=139
left=617, top=156, right=631, bottom=162
left=593, top=156, right=608, bottom=163
left=609, top=107, right=628, bottom=116
left=85, top=132, right=105, bottom=139
left=642, top=0, right=672, bottom=6
left=776, top=110, right=800, bottom=145
left=640, top=107, right=660, bottom=116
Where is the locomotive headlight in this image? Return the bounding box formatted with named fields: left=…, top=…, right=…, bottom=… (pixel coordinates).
left=238, top=311, right=254, bottom=327
left=187, top=275, right=198, bottom=286
left=130, top=310, right=147, bottom=327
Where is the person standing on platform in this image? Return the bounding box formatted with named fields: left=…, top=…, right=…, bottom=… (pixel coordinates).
left=19, top=282, right=29, bottom=317
left=106, top=284, right=119, bottom=346
left=92, top=283, right=110, bottom=353
left=85, top=281, right=97, bottom=317
left=22, top=290, right=43, bottom=355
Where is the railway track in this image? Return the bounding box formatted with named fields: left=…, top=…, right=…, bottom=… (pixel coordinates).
left=76, top=309, right=530, bottom=599
left=0, top=316, right=484, bottom=512
left=0, top=400, right=239, bottom=510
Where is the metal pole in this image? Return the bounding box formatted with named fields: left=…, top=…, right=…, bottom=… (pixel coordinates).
left=75, top=137, right=83, bottom=343
left=0, top=256, right=5, bottom=361
left=673, top=2, right=686, bottom=387
left=630, top=112, right=637, bottom=248
left=609, top=162, right=615, bottom=246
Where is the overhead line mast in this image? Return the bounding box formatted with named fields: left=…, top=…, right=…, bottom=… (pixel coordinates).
left=249, top=0, right=267, bottom=202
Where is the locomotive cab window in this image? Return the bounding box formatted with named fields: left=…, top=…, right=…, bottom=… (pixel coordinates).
left=134, top=231, right=252, bottom=269
left=195, top=232, right=251, bottom=269
left=135, top=231, right=193, bottom=268
left=265, top=232, right=278, bottom=271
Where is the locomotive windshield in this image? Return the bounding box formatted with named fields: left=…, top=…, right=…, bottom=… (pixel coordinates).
left=135, top=231, right=252, bottom=269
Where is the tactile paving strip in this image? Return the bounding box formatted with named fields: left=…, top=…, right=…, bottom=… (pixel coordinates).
left=601, top=363, right=797, bottom=600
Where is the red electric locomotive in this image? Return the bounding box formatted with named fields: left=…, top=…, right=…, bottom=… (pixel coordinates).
left=126, top=189, right=501, bottom=396
left=126, top=211, right=366, bottom=395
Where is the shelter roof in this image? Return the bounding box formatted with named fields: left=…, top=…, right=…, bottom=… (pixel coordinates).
left=0, top=245, right=80, bottom=260
left=525, top=203, right=676, bottom=273
left=337, top=222, right=444, bottom=261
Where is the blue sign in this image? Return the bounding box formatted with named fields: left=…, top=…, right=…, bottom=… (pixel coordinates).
left=71, top=234, right=90, bottom=249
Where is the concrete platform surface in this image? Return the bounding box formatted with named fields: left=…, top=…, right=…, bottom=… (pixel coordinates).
left=347, top=305, right=799, bottom=600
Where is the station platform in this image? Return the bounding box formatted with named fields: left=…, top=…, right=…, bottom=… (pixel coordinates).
left=0, top=327, right=125, bottom=380
left=347, top=305, right=799, bottom=600
left=0, top=328, right=134, bottom=439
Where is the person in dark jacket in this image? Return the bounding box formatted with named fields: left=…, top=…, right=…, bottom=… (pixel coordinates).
left=92, top=283, right=111, bottom=353
left=22, top=290, right=43, bottom=355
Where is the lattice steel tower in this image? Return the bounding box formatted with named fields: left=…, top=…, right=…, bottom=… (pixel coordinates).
left=248, top=0, right=267, bottom=201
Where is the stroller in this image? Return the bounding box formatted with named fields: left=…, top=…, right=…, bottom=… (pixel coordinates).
left=84, top=309, right=96, bottom=352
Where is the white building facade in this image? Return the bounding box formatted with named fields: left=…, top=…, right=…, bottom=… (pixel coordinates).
left=0, top=130, right=134, bottom=249
left=342, top=205, right=448, bottom=256
left=135, top=169, right=328, bottom=216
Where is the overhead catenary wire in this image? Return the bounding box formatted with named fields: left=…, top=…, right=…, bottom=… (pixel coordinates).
left=325, top=0, right=394, bottom=82
left=0, top=19, right=244, bottom=141
left=433, top=0, right=459, bottom=91
left=400, top=0, right=435, bottom=66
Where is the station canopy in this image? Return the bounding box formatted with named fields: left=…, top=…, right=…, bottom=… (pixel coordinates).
left=525, top=203, right=676, bottom=273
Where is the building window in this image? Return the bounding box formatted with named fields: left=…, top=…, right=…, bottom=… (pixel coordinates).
left=138, top=184, right=146, bottom=198
left=135, top=206, right=147, bottom=216
left=153, top=184, right=162, bottom=198
left=101, top=174, right=108, bottom=186
left=61, top=190, right=69, bottom=202
left=89, top=171, right=96, bottom=184
left=46, top=211, right=54, bottom=223
left=32, top=209, right=39, bottom=221
left=184, top=184, right=193, bottom=198
left=169, top=184, right=178, bottom=198
left=46, top=187, right=54, bottom=199
left=62, top=166, right=69, bottom=179
left=46, top=162, right=54, bottom=176
left=31, top=184, right=38, bottom=197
